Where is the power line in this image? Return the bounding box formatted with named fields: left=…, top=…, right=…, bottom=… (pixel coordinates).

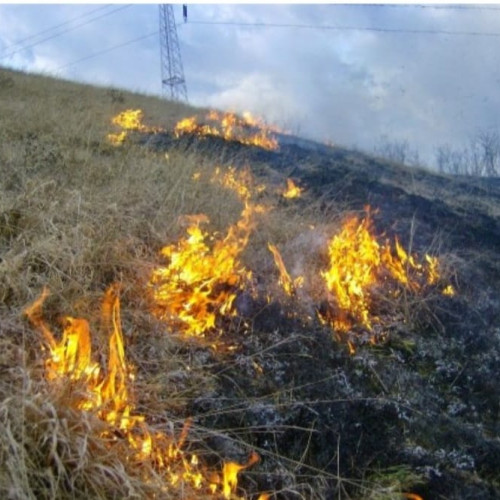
left=187, top=19, right=500, bottom=38
left=0, top=5, right=132, bottom=61
left=56, top=31, right=158, bottom=71
left=52, top=17, right=500, bottom=75
left=2, top=5, right=113, bottom=52
left=371, top=4, right=500, bottom=11
left=28, top=9, right=500, bottom=78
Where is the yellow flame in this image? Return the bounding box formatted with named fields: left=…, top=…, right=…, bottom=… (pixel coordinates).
left=321, top=214, right=380, bottom=332
left=25, top=287, right=262, bottom=497
left=282, top=179, right=303, bottom=199
left=222, top=451, right=260, bottom=499
left=268, top=243, right=303, bottom=296
left=150, top=167, right=265, bottom=339
left=112, top=109, right=148, bottom=131
left=174, top=111, right=279, bottom=151
left=107, top=130, right=127, bottom=146
left=320, top=210, right=448, bottom=334
left=107, top=109, right=163, bottom=145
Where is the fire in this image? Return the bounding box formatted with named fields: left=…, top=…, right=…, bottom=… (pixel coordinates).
left=222, top=451, right=259, bottom=498
left=107, top=109, right=163, bottom=145
left=320, top=210, right=448, bottom=334
left=320, top=214, right=380, bottom=332
left=268, top=243, right=303, bottom=296
left=25, top=286, right=261, bottom=497
left=25, top=285, right=144, bottom=429
left=174, top=110, right=280, bottom=151
left=381, top=238, right=439, bottom=291
left=107, top=108, right=279, bottom=150
left=149, top=167, right=265, bottom=339
left=282, top=178, right=303, bottom=199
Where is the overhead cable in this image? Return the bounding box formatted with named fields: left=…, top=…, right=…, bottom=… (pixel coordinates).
left=1, top=5, right=112, bottom=52
left=187, top=20, right=500, bottom=38
left=0, top=5, right=132, bottom=61
left=56, top=30, right=158, bottom=71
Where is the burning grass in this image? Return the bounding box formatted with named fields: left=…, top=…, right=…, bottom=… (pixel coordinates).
left=149, top=166, right=267, bottom=341
left=2, top=67, right=489, bottom=500
left=173, top=110, right=280, bottom=151
left=281, top=178, right=303, bottom=199
left=107, top=107, right=281, bottom=151
left=22, top=285, right=263, bottom=498
left=318, top=208, right=451, bottom=337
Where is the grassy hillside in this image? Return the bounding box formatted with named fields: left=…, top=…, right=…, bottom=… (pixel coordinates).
left=1, top=66, right=499, bottom=500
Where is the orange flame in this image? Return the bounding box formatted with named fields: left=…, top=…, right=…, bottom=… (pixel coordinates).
left=321, top=214, right=380, bottom=332
left=150, top=167, right=265, bottom=339
left=381, top=238, right=439, bottom=291
left=25, top=287, right=262, bottom=496
left=268, top=243, right=303, bottom=296
left=282, top=179, right=303, bottom=199
left=320, top=210, right=447, bottom=334
left=25, top=286, right=141, bottom=427
left=174, top=110, right=279, bottom=151
left=222, top=451, right=260, bottom=499
left=107, top=109, right=163, bottom=145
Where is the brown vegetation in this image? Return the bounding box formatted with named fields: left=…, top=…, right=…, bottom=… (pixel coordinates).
left=1, top=66, right=499, bottom=500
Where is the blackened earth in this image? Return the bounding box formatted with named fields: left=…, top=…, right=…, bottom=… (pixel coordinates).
left=143, top=131, right=500, bottom=499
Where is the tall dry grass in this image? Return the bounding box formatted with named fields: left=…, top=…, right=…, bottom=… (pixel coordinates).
left=0, top=67, right=337, bottom=499
left=0, top=67, right=453, bottom=499
left=0, top=68, right=250, bottom=498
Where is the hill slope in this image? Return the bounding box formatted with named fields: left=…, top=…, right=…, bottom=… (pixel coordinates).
left=1, top=67, right=499, bottom=499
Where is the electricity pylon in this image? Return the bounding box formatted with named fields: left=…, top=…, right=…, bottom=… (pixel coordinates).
left=159, top=4, right=188, bottom=102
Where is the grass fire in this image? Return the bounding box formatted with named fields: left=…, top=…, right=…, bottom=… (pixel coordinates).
left=173, top=110, right=280, bottom=151
left=25, top=285, right=263, bottom=498
left=318, top=209, right=452, bottom=336
left=149, top=167, right=265, bottom=341
left=2, top=67, right=499, bottom=500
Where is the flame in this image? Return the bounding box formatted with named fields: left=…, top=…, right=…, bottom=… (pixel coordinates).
left=320, top=210, right=447, bottom=334
left=268, top=243, right=303, bottom=296
left=107, top=130, right=127, bottom=146
left=282, top=179, right=303, bottom=199
left=321, top=214, right=380, bottom=332
left=24, top=287, right=100, bottom=383
left=380, top=238, right=439, bottom=291
left=25, top=287, right=262, bottom=496
left=112, top=109, right=148, bottom=131
left=222, top=451, right=260, bottom=499
left=174, top=110, right=279, bottom=151
left=150, top=167, right=265, bottom=339
left=107, top=109, right=163, bottom=145
left=442, top=284, right=455, bottom=296
left=25, top=285, right=142, bottom=427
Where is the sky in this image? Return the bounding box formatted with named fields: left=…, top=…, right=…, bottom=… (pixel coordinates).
left=1, top=3, right=500, bottom=167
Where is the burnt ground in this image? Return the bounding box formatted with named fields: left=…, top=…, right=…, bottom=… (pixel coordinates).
left=142, top=131, right=500, bottom=499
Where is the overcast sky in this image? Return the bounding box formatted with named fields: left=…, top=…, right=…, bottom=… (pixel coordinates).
left=1, top=3, right=500, bottom=167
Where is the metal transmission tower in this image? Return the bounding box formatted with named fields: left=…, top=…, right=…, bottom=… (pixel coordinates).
left=159, top=4, right=188, bottom=102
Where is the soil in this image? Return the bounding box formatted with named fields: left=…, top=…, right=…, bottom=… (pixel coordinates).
left=143, top=131, right=500, bottom=499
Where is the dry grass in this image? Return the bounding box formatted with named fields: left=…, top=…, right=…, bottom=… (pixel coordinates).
left=0, top=67, right=250, bottom=499
left=0, top=67, right=330, bottom=499
left=0, top=67, right=455, bottom=499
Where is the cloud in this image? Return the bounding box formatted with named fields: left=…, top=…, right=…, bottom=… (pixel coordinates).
left=1, top=4, right=500, bottom=167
